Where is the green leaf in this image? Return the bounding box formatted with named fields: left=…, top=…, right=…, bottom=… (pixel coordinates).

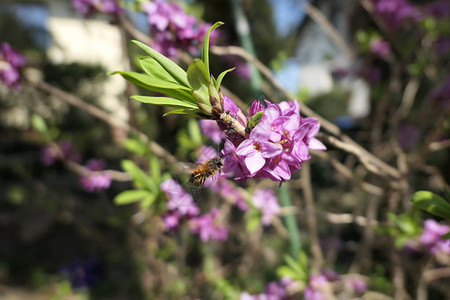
left=187, top=59, right=210, bottom=91
left=131, top=96, right=198, bottom=109
left=149, top=156, right=161, bottom=183
left=412, top=191, right=450, bottom=220
left=163, top=108, right=199, bottom=117
left=187, top=118, right=203, bottom=146
left=121, top=160, right=156, bottom=192
left=201, top=21, right=224, bottom=77
left=139, top=57, right=179, bottom=83
left=246, top=111, right=264, bottom=132
left=123, top=138, right=148, bottom=156
left=215, top=67, right=235, bottom=91
left=114, top=190, right=151, bottom=205
left=131, top=40, right=190, bottom=87
left=141, top=193, right=157, bottom=209
left=284, top=254, right=304, bottom=276
left=111, top=71, right=194, bottom=103
left=30, top=114, right=48, bottom=135
left=444, top=186, right=450, bottom=201
left=298, top=251, right=308, bottom=271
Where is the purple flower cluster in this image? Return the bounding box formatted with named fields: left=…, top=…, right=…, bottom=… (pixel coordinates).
left=190, top=208, right=228, bottom=242
left=79, top=159, right=112, bottom=192
left=71, top=0, right=122, bottom=17
left=420, top=219, right=450, bottom=255
left=371, top=0, right=419, bottom=29
left=304, top=275, right=329, bottom=300
left=142, top=0, right=217, bottom=58
left=41, top=141, right=82, bottom=166
left=221, top=99, right=326, bottom=183
left=160, top=179, right=228, bottom=242
left=240, top=277, right=297, bottom=300
left=199, top=120, right=226, bottom=144
left=370, top=38, right=391, bottom=60
left=208, top=176, right=249, bottom=211
left=161, top=178, right=200, bottom=231
left=0, top=43, right=26, bottom=91
left=425, top=0, right=450, bottom=20
left=252, top=189, right=281, bottom=226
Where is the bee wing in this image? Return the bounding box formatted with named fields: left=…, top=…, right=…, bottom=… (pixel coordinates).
left=179, top=162, right=202, bottom=173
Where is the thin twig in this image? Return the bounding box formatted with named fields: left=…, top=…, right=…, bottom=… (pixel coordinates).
left=26, top=77, right=182, bottom=172
left=301, top=161, right=324, bottom=269
left=301, top=1, right=354, bottom=60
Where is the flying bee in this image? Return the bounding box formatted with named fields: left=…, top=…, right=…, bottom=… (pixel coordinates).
left=186, top=156, right=224, bottom=189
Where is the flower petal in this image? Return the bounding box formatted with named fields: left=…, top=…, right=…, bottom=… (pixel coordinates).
left=245, top=152, right=265, bottom=174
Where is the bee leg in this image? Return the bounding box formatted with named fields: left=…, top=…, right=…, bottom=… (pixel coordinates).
left=198, top=177, right=205, bottom=189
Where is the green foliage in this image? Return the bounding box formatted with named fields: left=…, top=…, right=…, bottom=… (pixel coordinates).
left=246, top=111, right=263, bottom=133
left=412, top=190, right=450, bottom=220
left=131, top=40, right=190, bottom=87
left=201, top=21, right=224, bottom=76
left=112, top=22, right=233, bottom=119
left=114, top=158, right=170, bottom=211
left=276, top=251, right=308, bottom=283
left=246, top=208, right=262, bottom=232
left=377, top=212, right=423, bottom=248
left=123, top=137, right=149, bottom=157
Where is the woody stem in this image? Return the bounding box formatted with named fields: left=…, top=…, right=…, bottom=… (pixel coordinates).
left=219, top=112, right=249, bottom=139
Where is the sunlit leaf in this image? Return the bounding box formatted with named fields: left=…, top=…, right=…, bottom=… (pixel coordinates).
left=215, top=67, right=235, bottom=91
left=201, top=21, right=224, bottom=77
left=30, top=114, right=48, bottom=135
left=149, top=155, right=161, bottom=183
left=131, top=96, right=198, bottom=109
left=141, top=193, right=157, bottom=209
left=187, top=59, right=210, bottom=91
left=121, top=160, right=156, bottom=192
left=139, top=57, right=179, bottom=83
left=132, top=40, right=190, bottom=87
left=114, top=190, right=152, bottom=205
left=163, top=108, right=199, bottom=117
left=112, top=71, right=194, bottom=103
left=412, top=191, right=450, bottom=220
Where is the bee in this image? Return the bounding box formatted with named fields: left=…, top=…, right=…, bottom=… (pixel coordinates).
left=184, top=156, right=224, bottom=189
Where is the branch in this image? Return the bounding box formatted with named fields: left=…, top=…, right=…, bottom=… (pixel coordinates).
left=301, top=1, right=355, bottom=60
left=25, top=75, right=182, bottom=172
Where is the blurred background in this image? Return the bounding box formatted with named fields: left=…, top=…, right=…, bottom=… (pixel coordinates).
left=1, top=0, right=449, bottom=299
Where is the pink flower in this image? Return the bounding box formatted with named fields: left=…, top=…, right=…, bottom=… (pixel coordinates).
left=162, top=210, right=181, bottom=231
left=235, top=119, right=283, bottom=175
left=142, top=0, right=217, bottom=58
left=221, top=100, right=325, bottom=183
left=370, top=39, right=391, bottom=59
left=240, top=278, right=294, bottom=300
left=71, top=0, right=122, bottom=17
left=304, top=275, right=328, bottom=300
left=189, top=208, right=228, bottom=242
left=0, top=42, right=26, bottom=91
left=372, top=0, right=419, bottom=30
left=208, top=176, right=249, bottom=211
left=199, top=120, right=226, bottom=144
left=252, top=189, right=280, bottom=225
left=41, top=141, right=81, bottom=166
left=79, top=159, right=112, bottom=192
left=161, top=179, right=200, bottom=218
left=420, top=219, right=450, bottom=255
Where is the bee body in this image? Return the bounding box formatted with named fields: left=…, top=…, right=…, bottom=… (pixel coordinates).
left=188, top=157, right=223, bottom=188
